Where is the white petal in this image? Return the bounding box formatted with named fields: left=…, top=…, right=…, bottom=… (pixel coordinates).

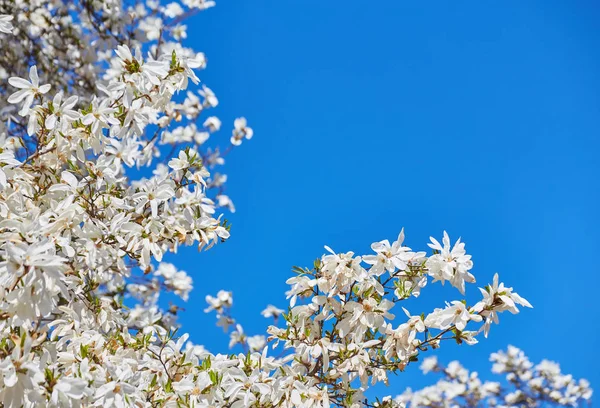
left=8, top=77, right=32, bottom=89
left=29, top=65, right=39, bottom=87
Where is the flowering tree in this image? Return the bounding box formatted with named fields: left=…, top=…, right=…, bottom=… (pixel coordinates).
left=0, top=1, right=592, bottom=407
left=397, top=346, right=592, bottom=407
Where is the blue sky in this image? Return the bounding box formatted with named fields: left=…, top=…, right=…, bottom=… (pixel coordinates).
left=166, top=0, right=599, bottom=396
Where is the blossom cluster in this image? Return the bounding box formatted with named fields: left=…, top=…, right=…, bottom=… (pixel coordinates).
left=198, top=230, right=538, bottom=407
left=0, top=0, right=590, bottom=407
left=396, top=346, right=592, bottom=407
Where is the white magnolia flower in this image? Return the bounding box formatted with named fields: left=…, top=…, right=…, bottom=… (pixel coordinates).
left=162, top=2, right=184, bottom=18
left=0, top=14, right=13, bottom=34
left=45, top=92, right=79, bottom=130
left=0, top=151, right=20, bottom=189
left=155, top=262, right=193, bottom=300
left=139, top=16, right=163, bottom=40
left=183, top=0, right=216, bottom=10
left=472, top=273, right=532, bottom=337
left=205, top=290, right=233, bottom=312
left=261, top=304, right=284, bottom=319
left=420, top=356, right=438, bottom=374
left=231, top=117, right=253, bottom=146
left=363, top=229, right=413, bottom=276
left=199, top=85, right=218, bottom=107
left=81, top=97, right=119, bottom=137
left=8, top=66, right=51, bottom=115
left=425, top=301, right=482, bottom=332
left=203, top=116, right=221, bottom=132
left=168, top=149, right=198, bottom=171
left=247, top=335, right=266, bottom=351
left=132, top=178, right=176, bottom=217
left=426, top=231, right=475, bottom=294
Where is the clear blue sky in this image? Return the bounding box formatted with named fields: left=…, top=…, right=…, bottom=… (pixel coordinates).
left=165, top=0, right=599, bottom=396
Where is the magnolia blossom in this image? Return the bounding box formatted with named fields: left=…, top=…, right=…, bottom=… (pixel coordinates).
left=363, top=229, right=414, bottom=275
left=205, top=290, right=233, bottom=312
left=426, top=231, right=475, bottom=294
left=204, top=116, right=222, bottom=132
left=7, top=66, right=51, bottom=115
left=44, top=93, right=79, bottom=130
left=155, top=262, right=193, bottom=300
left=231, top=117, right=253, bottom=146
left=262, top=304, right=285, bottom=319
left=0, top=14, right=12, bottom=34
